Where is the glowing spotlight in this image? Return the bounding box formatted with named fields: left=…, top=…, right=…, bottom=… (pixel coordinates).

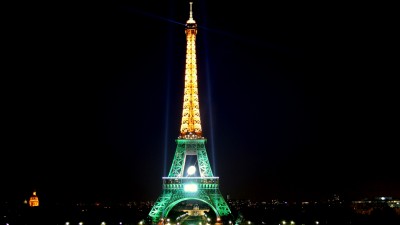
left=187, top=165, right=196, bottom=176
left=184, top=183, right=198, bottom=192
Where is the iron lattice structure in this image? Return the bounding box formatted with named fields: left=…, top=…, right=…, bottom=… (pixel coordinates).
left=148, top=2, right=231, bottom=224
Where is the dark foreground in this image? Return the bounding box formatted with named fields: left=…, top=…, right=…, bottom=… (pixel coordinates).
left=1, top=200, right=400, bottom=225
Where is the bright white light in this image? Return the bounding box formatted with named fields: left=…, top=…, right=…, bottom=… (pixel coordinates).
left=187, top=166, right=196, bottom=175
left=184, top=183, right=198, bottom=192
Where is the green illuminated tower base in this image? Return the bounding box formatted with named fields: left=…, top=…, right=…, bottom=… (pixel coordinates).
left=148, top=139, right=231, bottom=223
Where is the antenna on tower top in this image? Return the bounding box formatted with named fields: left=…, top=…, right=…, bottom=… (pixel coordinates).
left=187, top=1, right=196, bottom=24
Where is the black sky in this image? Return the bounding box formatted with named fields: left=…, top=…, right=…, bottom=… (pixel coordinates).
left=2, top=1, right=399, bottom=203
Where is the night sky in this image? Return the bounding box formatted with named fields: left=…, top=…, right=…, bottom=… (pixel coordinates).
left=2, top=1, right=398, bottom=204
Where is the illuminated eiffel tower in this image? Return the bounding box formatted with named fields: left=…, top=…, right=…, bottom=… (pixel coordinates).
left=148, top=2, right=232, bottom=224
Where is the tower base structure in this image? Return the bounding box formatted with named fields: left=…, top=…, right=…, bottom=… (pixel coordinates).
left=148, top=139, right=232, bottom=224
left=148, top=177, right=231, bottom=224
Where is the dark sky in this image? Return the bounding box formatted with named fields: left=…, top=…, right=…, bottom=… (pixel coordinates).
left=2, top=1, right=398, bottom=204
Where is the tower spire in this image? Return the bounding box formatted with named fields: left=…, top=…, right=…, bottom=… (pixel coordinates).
left=180, top=1, right=202, bottom=139
left=187, top=1, right=195, bottom=24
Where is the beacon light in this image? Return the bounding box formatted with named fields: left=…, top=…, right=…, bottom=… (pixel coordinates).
left=183, top=183, right=198, bottom=192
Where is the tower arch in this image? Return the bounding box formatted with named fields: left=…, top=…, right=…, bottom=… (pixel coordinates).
left=162, top=197, right=219, bottom=219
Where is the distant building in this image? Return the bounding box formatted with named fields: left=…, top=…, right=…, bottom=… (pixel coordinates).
left=182, top=204, right=210, bottom=216
left=29, top=191, right=39, bottom=207
left=352, top=196, right=400, bottom=215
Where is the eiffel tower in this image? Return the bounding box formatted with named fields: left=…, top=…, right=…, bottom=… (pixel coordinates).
left=148, top=2, right=232, bottom=224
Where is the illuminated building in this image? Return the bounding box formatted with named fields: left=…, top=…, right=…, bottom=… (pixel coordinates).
left=147, top=2, right=232, bottom=223
left=29, top=191, right=39, bottom=207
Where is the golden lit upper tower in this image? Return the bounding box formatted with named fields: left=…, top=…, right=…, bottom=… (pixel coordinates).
left=179, top=1, right=202, bottom=139
left=28, top=191, right=39, bottom=207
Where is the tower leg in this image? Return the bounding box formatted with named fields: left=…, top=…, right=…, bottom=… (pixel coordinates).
left=148, top=192, right=172, bottom=223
